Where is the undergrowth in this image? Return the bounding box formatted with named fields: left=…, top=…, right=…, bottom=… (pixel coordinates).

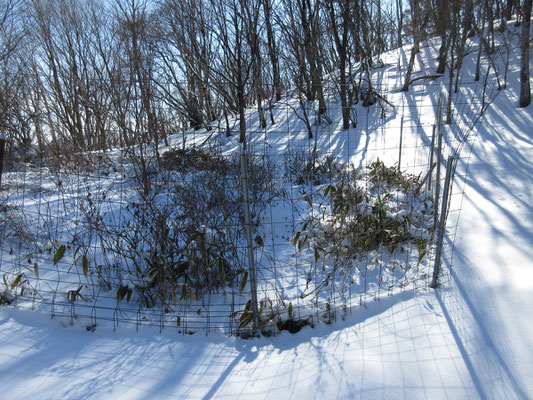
left=79, top=147, right=278, bottom=310
left=292, top=159, right=433, bottom=299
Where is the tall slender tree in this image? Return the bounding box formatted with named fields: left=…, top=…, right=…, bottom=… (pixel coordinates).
left=519, top=0, right=532, bottom=107
left=401, top=0, right=427, bottom=91
left=328, top=0, right=350, bottom=129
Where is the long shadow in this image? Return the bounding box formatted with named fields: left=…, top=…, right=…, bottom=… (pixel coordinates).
left=433, top=95, right=532, bottom=399
left=201, top=341, right=257, bottom=399
left=455, top=164, right=532, bottom=242
left=436, top=254, right=529, bottom=400
left=453, top=120, right=533, bottom=257
left=436, top=290, right=491, bottom=399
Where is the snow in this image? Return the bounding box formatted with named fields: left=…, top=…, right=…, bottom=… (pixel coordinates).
left=0, top=292, right=482, bottom=399
left=1, top=22, right=532, bottom=400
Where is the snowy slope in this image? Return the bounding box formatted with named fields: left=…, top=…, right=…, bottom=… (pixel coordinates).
left=440, top=86, right=533, bottom=397
left=0, top=21, right=532, bottom=400
left=0, top=292, right=482, bottom=399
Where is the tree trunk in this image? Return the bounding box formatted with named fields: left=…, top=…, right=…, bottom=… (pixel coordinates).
left=329, top=0, right=350, bottom=129
left=402, top=41, right=419, bottom=91
left=401, top=0, right=423, bottom=92
left=396, top=0, right=403, bottom=48
left=263, top=0, right=281, bottom=102
left=301, top=0, right=326, bottom=115
left=519, top=0, right=532, bottom=107
left=434, top=0, right=449, bottom=74
left=436, top=36, right=448, bottom=74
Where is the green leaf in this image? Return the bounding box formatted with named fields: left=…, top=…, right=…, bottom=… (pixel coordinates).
left=67, top=290, right=76, bottom=303
left=288, top=301, right=293, bottom=319
left=239, top=312, right=253, bottom=329
left=11, top=274, right=22, bottom=289
left=53, top=245, right=66, bottom=266
left=82, top=255, right=89, bottom=277
left=292, top=231, right=301, bottom=247
left=314, top=246, right=326, bottom=262
left=297, top=235, right=308, bottom=252
left=245, top=299, right=253, bottom=311
left=240, top=271, right=248, bottom=293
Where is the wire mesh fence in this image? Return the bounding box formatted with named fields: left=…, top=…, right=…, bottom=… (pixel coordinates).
left=0, top=75, right=497, bottom=336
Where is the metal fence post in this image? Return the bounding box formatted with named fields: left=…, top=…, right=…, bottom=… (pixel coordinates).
left=427, top=125, right=436, bottom=192
left=0, top=136, right=5, bottom=189
left=434, top=130, right=443, bottom=229
left=431, top=156, right=455, bottom=288
left=240, top=148, right=260, bottom=337
left=398, top=116, right=404, bottom=171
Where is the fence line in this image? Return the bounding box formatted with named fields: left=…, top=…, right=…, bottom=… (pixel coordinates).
left=0, top=78, right=494, bottom=336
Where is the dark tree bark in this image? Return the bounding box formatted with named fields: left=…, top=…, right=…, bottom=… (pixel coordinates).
left=299, top=0, right=326, bottom=115
left=243, top=0, right=267, bottom=129
left=519, top=0, right=532, bottom=107
left=454, top=0, right=474, bottom=93
left=402, top=0, right=425, bottom=92
left=328, top=0, right=350, bottom=129
left=262, top=0, right=281, bottom=102
left=433, top=0, right=450, bottom=74
left=397, top=0, right=403, bottom=48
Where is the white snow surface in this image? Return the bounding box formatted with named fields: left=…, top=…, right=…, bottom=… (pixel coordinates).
left=1, top=25, right=532, bottom=399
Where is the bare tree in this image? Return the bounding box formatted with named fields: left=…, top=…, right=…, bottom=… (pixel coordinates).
left=454, top=0, right=475, bottom=93
left=432, top=0, right=450, bottom=74
left=205, top=0, right=256, bottom=144
left=401, top=0, right=427, bottom=91
left=262, top=0, right=282, bottom=103
left=243, top=0, right=267, bottom=129
left=327, top=0, right=350, bottom=129
left=0, top=0, right=30, bottom=148
left=278, top=0, right=326, bottom=116
left=29, top=0, right=120, bottom=152
left=397, top=0, right=404, bottom=48
left=277, top=0, right=311, bottom=99
left=114, top=0, right=166, bottom=147
left=519, top=0, right=532, bottom=107
left=30, top=0, right=88, bottom=151
left=89, top=3, right=131, bottom=148
left=156, top=0, right=217, bottom=131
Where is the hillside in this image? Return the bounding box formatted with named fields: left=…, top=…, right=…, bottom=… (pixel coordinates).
left=0, top=18, right=532, bottom=399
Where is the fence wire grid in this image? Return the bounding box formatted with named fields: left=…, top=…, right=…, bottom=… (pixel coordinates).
left=0, top=75, right=496, bottom=336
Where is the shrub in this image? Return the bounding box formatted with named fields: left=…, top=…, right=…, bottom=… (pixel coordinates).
left=293, top=161, right=432, bottom=271
left=367, top=159, right=420, bottom=192
left=81, top=148, right=278, bottom=309
left=160, top=147, right=230, bottom=173
left=284, top=149, right=340, bottom=186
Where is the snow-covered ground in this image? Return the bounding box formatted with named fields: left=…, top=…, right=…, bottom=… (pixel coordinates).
left=0, top=23, right=532, bottom=399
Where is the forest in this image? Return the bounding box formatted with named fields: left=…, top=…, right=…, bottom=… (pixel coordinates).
left=0, top=0, right=531, bottom=158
